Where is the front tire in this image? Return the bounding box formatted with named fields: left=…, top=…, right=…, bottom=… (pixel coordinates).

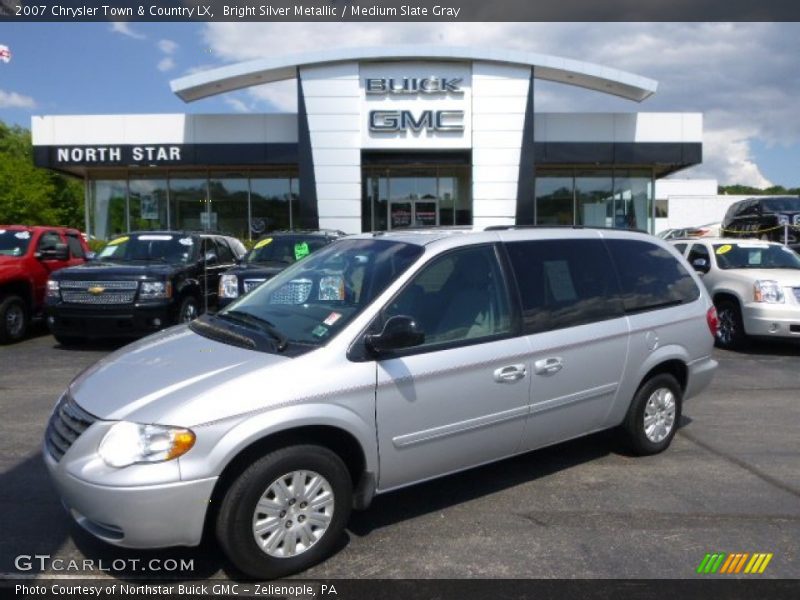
left=0, top=295, right=29, bottom=344
left=623, top=373, right=682, bottom=456
left=715, top=300, right=747, bottom=350
left=216, top=445, right=353, bottom=579
left=177, top=295, right=199, bottom=324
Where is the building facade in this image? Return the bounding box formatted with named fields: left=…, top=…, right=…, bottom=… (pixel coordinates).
left=32, top=47, right=702, bottom=239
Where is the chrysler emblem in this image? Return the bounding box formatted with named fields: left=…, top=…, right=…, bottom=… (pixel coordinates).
left=87, top=286, right=105, bottom=295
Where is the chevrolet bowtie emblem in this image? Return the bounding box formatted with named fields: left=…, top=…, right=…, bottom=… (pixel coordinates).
left=87, top=286, right=105, bottom=295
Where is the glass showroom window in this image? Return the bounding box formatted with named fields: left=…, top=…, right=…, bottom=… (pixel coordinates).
left=170, top=172, right=209, bottom=232
left=576, top=171, right=613, bottom=228
left=129, top=174, right=169, bottom=231
left=250, top=173, right=297, bottom=236
left=535, top=173, right=574, bottom=225
left=89, top=178, right=127, bottom=240
left=614, top=170, right=653, bottom=232
left=210, top=172, right=249, bottom=240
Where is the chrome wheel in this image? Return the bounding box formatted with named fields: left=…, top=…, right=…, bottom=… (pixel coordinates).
left=5, top=302, right=24, bottom=337
left=717, top=307, right=736, bottom=346
left=252, top=470, right=335, bottom=558
left=179, top=299, right=198, bottom=323
left=643, top=387, right=676, bottom=443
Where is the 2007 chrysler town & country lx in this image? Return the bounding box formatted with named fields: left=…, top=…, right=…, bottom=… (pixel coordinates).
left=44, top=227, right=718, bottom=578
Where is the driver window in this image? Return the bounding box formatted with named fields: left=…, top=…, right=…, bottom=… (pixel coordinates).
left=384, top=245, right=512, bottom=347
left=37, top=231, right=62, bottom=253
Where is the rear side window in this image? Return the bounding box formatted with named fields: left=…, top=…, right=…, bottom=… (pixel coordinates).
left=605, top=239, right=700, bottom=313
left=66, top=234, right=85, bottom=259
left=505, top=239, right=624, bottom=335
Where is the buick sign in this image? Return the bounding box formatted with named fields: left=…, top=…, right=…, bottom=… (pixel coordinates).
left=365, top=77, right=463, bottom=95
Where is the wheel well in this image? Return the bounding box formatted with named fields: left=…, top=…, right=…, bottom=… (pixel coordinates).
left=0, top=281, right=33, bottom=309
left=204, top=426, right=367, bottom=535
left=713, top=292, right=740, bottom=308
left=641, top=360, right=688, bottom=394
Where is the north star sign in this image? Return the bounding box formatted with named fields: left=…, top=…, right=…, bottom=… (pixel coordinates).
left=366, top=76, right=465, bottom=134
left=54, top=145, right=182, bottom=164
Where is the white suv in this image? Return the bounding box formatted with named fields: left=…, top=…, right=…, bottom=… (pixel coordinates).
left=672, top=238, right=800, bottom=349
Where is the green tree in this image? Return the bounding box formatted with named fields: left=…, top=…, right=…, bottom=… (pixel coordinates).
left=0, top=120, right=84, bottom=228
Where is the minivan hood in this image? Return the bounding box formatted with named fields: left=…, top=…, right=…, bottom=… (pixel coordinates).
left=70, top=326, right=291, bottom=425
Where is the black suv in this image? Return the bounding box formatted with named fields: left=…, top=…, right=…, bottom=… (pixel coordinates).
left=218, top=230, right=345, bottom=309
left=45, top=231, right=245, bottom=344
left=721, top=196, right=800, bottom=250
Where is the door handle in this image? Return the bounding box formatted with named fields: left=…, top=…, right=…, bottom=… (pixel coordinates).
left=493, top=364, right=527, bottom=383
left=534, top=357, right=563, bottom=376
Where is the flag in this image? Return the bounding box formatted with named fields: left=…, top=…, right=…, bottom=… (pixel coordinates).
left=0, top=44, right=10, bottom=64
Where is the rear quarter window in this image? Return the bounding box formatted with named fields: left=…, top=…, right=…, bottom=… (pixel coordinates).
left=605, top=239, right=700, bottom=313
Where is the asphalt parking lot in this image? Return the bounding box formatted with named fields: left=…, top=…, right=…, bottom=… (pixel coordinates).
left=0, top=325, right=798, bottom=580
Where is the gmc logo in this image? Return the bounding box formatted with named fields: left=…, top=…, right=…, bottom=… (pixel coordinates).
left=368, top=110, right=464, bottom=133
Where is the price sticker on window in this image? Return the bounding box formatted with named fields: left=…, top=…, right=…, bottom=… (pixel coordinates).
left=294, top=242, right=310, bottom=261
left=715, top=244, right=732, bottom=255
left=254, top=238, right=273, bottom=249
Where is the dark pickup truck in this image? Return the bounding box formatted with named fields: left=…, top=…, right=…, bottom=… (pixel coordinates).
left=0, top=225, right=89, bottom=343
left=45, top=231, right=245, bottom=344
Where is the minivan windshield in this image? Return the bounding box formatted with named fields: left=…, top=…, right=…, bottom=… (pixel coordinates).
left=714, top=243, right=800, bottom=270
left=97, top=234, right=197, bottom=264
left=216, top=239, right=424, bottom=347
left=0, top=229, right=31, bottom=257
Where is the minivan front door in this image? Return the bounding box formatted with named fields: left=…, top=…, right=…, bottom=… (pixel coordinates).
left=373, top=245, right=530, bottom=491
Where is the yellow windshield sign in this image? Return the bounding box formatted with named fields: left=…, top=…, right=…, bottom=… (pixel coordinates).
left=716, top=244, right=732, bottom=255
left=254, top=237, right=273, bottom=250
left=107, top=236, right=129, bottom=246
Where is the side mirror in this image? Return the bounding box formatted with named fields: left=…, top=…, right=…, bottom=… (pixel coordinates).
left=86, top=251, right=97, bottom=261
left=364, top=315, right=425, bottom=355
left=40, top=243, right=69, bottom=261
left=692, top=258, right=710, bottom=274
left=204, top=251, right=218, bottom=265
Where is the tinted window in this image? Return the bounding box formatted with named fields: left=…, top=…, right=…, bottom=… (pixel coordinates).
left=246, top=235, right=330, bottom=265
left=0, top=229, right=31, bottom=256
left=66, top=234, right=85, bottom=259
left=506, top=239, right=624, bottom=335
left=713, top=242, right=800, bottom=270
left=384, top=245, right=512, bottom=346
left=606, top=239, right=700, bottom=313
left=672, top=242, right=688, bottom=254
left=98, top=234, right=196, bottom=264
left=214, top=238, right=235, bottom=263
left=761, top=197, right=800, bottom=213
left=37, top=231, right=62, bottom=252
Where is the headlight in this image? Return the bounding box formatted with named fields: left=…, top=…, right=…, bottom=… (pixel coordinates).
left=139, top=280, right=172, bottom=300
left=754, top=280, right=785, bottom=303
left=219, top=273, right=239, bottom=298
left=98, top=422, right=195, bottom=468
left=46, top=279, right=60, bottom=298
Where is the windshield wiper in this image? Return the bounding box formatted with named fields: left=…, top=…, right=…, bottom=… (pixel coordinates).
left=218, top=310, right=289, bottom=351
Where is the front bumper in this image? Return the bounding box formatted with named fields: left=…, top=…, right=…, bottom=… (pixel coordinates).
left=742, top=302, right=800, bottom=339
left=46, top=302, right=173, bottom=338
left=43, top=448, right=217, bottom=548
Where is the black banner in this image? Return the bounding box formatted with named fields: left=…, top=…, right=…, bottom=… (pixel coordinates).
left=2, top=0, right=800, bottom=22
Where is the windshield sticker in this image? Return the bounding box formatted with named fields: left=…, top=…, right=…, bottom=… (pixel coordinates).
left=312, top=324, right=329, bottom=338
left=738, top=242, right=769, bottom=249
left=138, top=235, right=173, bottom=241
left=715, top=244, right=732, bottom=255
left=107, top=236, right=129, bottom=246
left=254, top=237, right=273, bottom=250
left=324, top=312, right=342, bottom=327
left=747, top=251, right=762, bottom=265
left=178, top=237, right=194, bottom=246
left=294, top=241, right=310, bottom=261
left=319, top=275, right=345, bottom=301
left=14, top=231, right=31, bottom=240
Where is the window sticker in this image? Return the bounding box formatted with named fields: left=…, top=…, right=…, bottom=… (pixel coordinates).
left=715, top=244, right=732, bottom=255
left=254, top=237, right=273, bottom=250
left=178, top=237, right=194, bottom=246
left=738, top=242, right=769, bottom=249
left=294, top=241, right=310, bottom=261
left=319, top=275, right=345, bottom=301
left=312, top=324, right=329, bottom=338
left=138, top=235, right=173, bottom=241
left=747, top=251, right=762, bottom=265
left=324, top=312, right=342, bottom=327
left=15, top=231, right=31, bottom=240
left=107, top=236, right=129, bottom=246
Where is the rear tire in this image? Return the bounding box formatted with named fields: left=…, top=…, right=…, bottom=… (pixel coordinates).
left=623, top=373, right=682, bottom=456
left=0, top=295, right=29, bottom=344
left=715, top=300, right=747, bottom=350
left=216, top=445, right=352, bottom=579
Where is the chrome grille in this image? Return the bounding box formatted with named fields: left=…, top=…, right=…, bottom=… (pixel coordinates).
left=243, top=279, right=266, bottom=293
left=45, top=393, right=97, bottom=462
left=60, top=280, right=138, bottom=305
left=270, top=278, right=312, bottom=305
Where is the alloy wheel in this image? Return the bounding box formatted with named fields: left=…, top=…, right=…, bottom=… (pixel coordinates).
left=643, top=387, right=676, bottom=443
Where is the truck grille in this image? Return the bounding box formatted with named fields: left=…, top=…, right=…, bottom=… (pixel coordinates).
left=60, top=280, right=138, bottom=305
left=243, top=278, right=267, bottom=293
left=45, top=393, right=97, bottom=462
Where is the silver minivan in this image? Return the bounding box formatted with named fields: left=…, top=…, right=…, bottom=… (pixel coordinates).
left=44, top=228, right=718, bottom=578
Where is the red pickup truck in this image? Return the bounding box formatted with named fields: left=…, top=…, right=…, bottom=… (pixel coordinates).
left=0, top=225, right=89, bottom=343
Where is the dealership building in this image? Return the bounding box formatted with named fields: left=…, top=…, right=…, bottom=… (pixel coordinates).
left=31, top=47, right=702, bottom=240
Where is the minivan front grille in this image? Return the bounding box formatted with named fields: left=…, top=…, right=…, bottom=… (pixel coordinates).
left=45, top=393, right=97, bottom=462
left=59, top=280, right=138, bottom=305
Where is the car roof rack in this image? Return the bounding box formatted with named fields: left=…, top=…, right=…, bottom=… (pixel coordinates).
left=484, top=224, right=650, bottom=235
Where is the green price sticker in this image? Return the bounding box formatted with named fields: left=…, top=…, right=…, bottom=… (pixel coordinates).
left=294, top=242, right=310, bottom=260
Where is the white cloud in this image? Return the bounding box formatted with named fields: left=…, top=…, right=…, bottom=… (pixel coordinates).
left=0, top=89, right=35, bottom=109
left=223, top=97, right=252, bottom=113
left=158, top=39, right=178, bottom=55
left=196, top=22, right=800, bottom=186
left=109, top=22, right=146, bottom=40
left=157, top=57, right=176, bottom=72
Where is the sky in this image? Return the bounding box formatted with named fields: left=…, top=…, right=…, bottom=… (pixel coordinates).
left=1, top=21, right=799, bottom=188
